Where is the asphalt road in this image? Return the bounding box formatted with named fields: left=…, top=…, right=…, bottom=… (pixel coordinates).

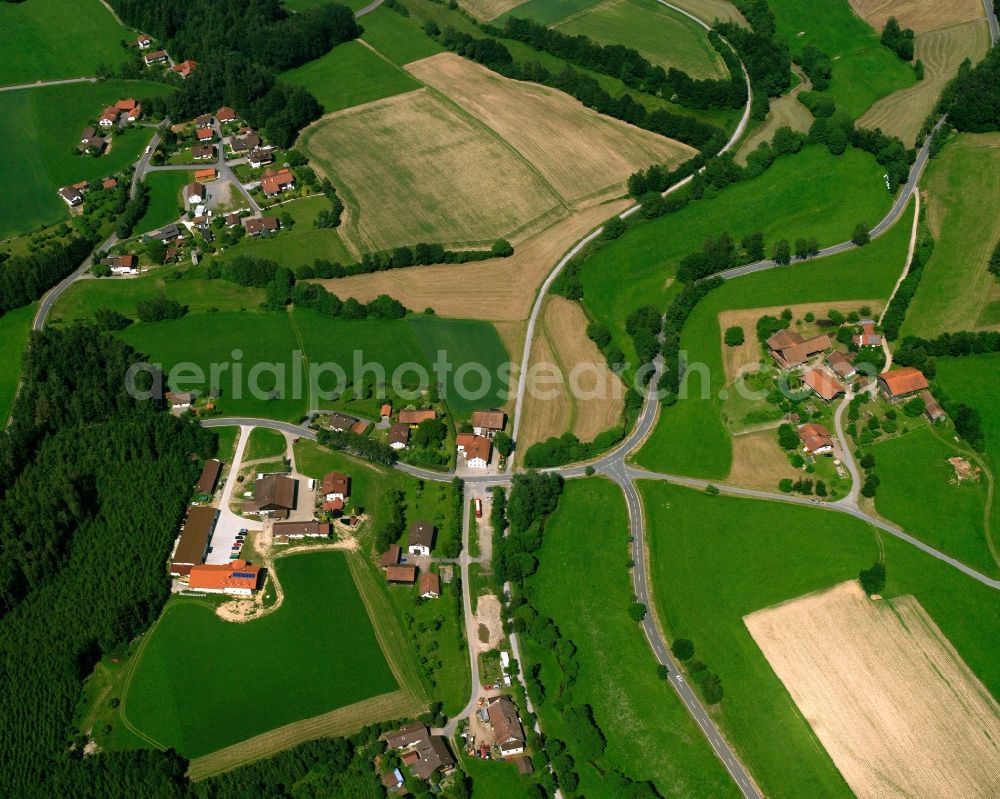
left=0, top=76, right=97, bottom=93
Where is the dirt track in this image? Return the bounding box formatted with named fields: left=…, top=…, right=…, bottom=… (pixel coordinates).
left=745, top=581, right=1000, bottom=799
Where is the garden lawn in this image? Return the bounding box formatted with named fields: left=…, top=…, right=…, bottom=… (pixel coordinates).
left=245, top=427, right=288, bottom=462
left=0, top=305, right=36, bottom=422
left=641, top=481, right=1000, bottom=799
left=0, top=80, right=173, bottom=239
left=935, top=353, right=1000, bottom=565
left=0, top=0, right=129, bottom=85
left=871, top=425, right=997, bottom=578
left=136, top=171, right=190, bottom=235
left=210, top=426, right=240, bottom=461
left=767, top=0, right=916, bottom=118
left=580, top=145, right=891, bottom=374
left=634, top=196, right=913, bottom=478
left=523, top=478, right=740, bottom=798
left=551, top=0, right=727, bottom=79
left=283, top=40, right=421, bottom=112
left=125, top=551, right=397, bottom=758
left=465, top=754, right=534, bottom=798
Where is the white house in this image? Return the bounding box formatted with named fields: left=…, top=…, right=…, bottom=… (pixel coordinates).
left=407, top=521, right=434, bottom=557
left=486, top=696, right=526, bottom=756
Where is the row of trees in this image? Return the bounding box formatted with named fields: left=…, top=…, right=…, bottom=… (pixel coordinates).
left=716, top=0, right=792, bottom=119
left=0, top=233, right=97, bottom=319
left=659, top=277, right=724, bottom=400
left=492, top=471, right=564, bottom=585
left=498, top=16, right=747, bottom=109
left=881, top=221, right=935, bottom=340
left=938, top=46, right=1000, bottom=132
left=316, top=427, right=399, bottom=466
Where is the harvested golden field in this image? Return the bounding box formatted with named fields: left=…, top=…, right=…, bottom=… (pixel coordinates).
left=298, top=88, right=567, bottom=252
left=717, top=300, right=881, bottom=384
left=311, top=199, right=630, bottom=322
left=858, top=20, right=991, bottom=145
left=727, top=430, right=800, bottom=490
left=407, top=53, right=695, bottom=207
left=745, top=581, right=1000, bottom=799
left=848, top=0, right=984, bottom=33
left=736, top=67, right=812, bottom=164
left=665, top=0, right=747, bottom=26
left=517, top=323, right=571, bottom=453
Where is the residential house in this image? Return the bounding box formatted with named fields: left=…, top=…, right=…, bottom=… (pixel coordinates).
left=187, top=560, right=261, bottom=596
left=260, top=167, right=295, bottom=196
left=172, top=59, right=198, bottom=78
left=195, top=127, right=214, bottom=142
left=385, top=722, right=429, bottom=750
left=194, top=114, right=214, bottom=128
left=323, top=472, right=350, bottom=502
left=419, top=571, right=440, bottom=599
left=100, top=254, right=138, bottom=275
left=166, top=391, right=194, bottom=409
left=388, top=423, right=410, bottom=450
left=164, top=245, right=180, bottom=262
left=243, top=216, right=279, bottom=237
left=471, top=410, right=506, bottom=437
left=409, top=737, right=454, bottom=780
left=137, top=33, right=152, bottom=49
left=921, top=390, right=946, bottom=423
left=224, top=212, right=241, bottom=228
left=80, top=135, right=107, bottom=155
left=101, top=177, right=117, bottom=190
left=231, top=130, right=262, bottom=154
left=379, top=544, right=401, bottom=569
left=191, top=215, right=209, bottom=230
left=217, top=106, right=238, bottom=123
left=407, top=521, right=435, bottom=556
left=853, top=320, right=882, bottom=348
left=802, top=367, right=846, bottom=402
left=247, top=145, right=274, bottom=167
left=380, top=403, right=392, bottom=418
left=254, top=474, right=297, bottom=518
left=58, top=186, right=83, bottom=206
left=350, top=419, right=369, bottom=436
left=796, top=423, right=834, bottom=455
left=194, top=168, right=217, bottom=182
left=486, top=696, right=526, bottom=757
left=169, top=506, right=218, bottom=575
left=878, top=367, right=929, bottom=403
left=381, top=768, right=404, bottom=793
left=149, top=223, right=183, bottom=241
left=767, top=330, right=832, bottom=369
left=272, top=521, right=332, bottom=539
left=98, top=106, right=118, bottom=127
left=827, top=351, right=857, bottom=380
left=386, top=564, right=417, bottom=584
left=399, top=409, right=437, bottom=425
left=456, top=434, right=491, bottom=468
left=72, top=180, right=89, bottom=192
left=192, top=144, right=215, bottom=160
left=80, top=126, right=96, bottom=143
left=184, top=182, right=205, bottom=204
left=115, top=98, right=140, bottom=122
left=326, top=412, right=357, bottom=432
left=144, top=49, right=168, bottom=65
left=197, top=458, right=223, bottom=495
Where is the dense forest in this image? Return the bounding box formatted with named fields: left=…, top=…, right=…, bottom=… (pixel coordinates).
left=0, top=234, right=98, bottom=319
left=939, top=46, right=1000, bottom=132
left=109, top=0, right=360, bottom=147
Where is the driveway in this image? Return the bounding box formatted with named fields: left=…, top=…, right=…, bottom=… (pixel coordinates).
left=206, top=426, right=262, bottom=563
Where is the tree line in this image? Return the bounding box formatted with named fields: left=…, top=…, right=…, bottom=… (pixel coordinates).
left=881, top=220, right=935, bottom=340
left=0, top=233, right=97, bottom=319
left=938, top=46, right=1000, bottom=133
left=659, top=277, right=723, bottom=401
left=498, top=16, right=747, bottom=110
left=717, top=0, right=792, bottom=120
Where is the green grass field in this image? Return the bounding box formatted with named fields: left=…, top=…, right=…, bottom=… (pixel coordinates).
left=0, top=80, right=173, bottom=239
left=935, top=353, right=1000, bottom=565
left=0, top=0, right=129, bottom=85
left=0, top=305, right=36, bottom=422
left=136, top=171, right=190, bottom=235
left=523, top=478, right=740, bottom=798
left=871, top=425, right=997, bottom=578
left=284, top=40, right=421, bottom=112
left=125, top=551, right=397, bottom=758
left=902, top=134, right=1000, bottom=337
left=465, top=753, right=533, bottom=799
left=580, top=145, right=892, bottom=378
left=211, top=426, right=240, bottom=461
left=767, top=0, right=916, bottom=118
left=551, top=0, right=727, bottom=79
left=357, top=6, right=448, bottom=66
left=634, top=197, right=914, bottom=477
left=497, top=0, right=604, bottom=25
left=245, top=427, right=288, bottom=461
left=641, top=481, right=1000, bottom=798
left=209, top=196, right=353, bottom=266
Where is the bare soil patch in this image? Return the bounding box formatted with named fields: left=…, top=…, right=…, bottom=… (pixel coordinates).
left=299, top=88, right=565, bottom=253
left=727, top=430, right=800, bottom=490
left=407, top=53, right=695, bottom=207
left=858, top=20, right=991, bottom=145
left=310, top=199, right=629, bottom=321
left=848, top=0, right=984, bottom=33
left=475, top=593, right=504, bottom=652
left=745, top=581, right=1000, bottom=799
left=717, top=299, right=881, bottom=384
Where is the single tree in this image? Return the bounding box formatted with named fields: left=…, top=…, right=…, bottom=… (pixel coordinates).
left=773, top=239, right=791, bottom=265
left=859, top=561, right=886, bottom=595
left=852, top=222, right=871, bottom=246
left=724, top=325, right=745, bottom=346
left=629, top=602, right=647, bottom=621
left=672, top=638, right=695, bottom=660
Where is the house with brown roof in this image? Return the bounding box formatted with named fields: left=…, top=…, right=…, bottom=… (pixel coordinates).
left=187, top=560, right=261, bottom=596
left=386, top=564, right=417, bottom=584
left=796, top=423, right=834, bottom=455
left=853, top=321, right=881, bottom=348
left=184, top=182, right=205, bottom=204
left=407, top=521, right=435, bottom=556
left=170, top=506, right=218, bottom=575
left=385, top=722, right=429, bottom=750
left=323, top=471, right=350, bottom=502
left=254, top=474, right=297, bottom=517
left=80, top=126, right=96, bottom=143
left=166, top=390, right=195, bottom=409
left=878, top=367, right=929, bottom=402
left=419, top=571, right=441, bottom=599
left=80, top=134, right=106, bottom=154
left=409, top=737, right=455, bottom=780
left=58, top=186, right=83, bottom=207
left=192, top=144, right=215, bottom=160
left=389, top=423, right=410, bottom=450
left=247, top=144, right=274, bottom=167
left=472, top=410, right=506, bottom=436
left=802, top=367, right=845, bottom=402
left=486, top=696, right=526, bottom=756
left=197, top=458, right=223, bottom=495
left=456, top=434, right=491, bottom=468
left=767, top=330, right=832, bottom=369
left=326, top=412, right=357, bottom=432
left=399, top=408, right=437, bottom=425
left=217, top=106, right=238, bottom=123
left=224, top=212, right=241, bottom=228
left=137, top=33, right=152, bottom=49
left=827, top=351, right=856, bottom=380
left=144, top=49, right=168, bottom=65
left=172, top=59, right=198, bottom=78
left=100, top=254, right=138, bottom=275
left=272, top=521, right=331, bottom=538
left=243, top=216, right=279, bottom=237
left=98, top=106, right=118, bottom=127
left=261, top=167, right=295, bottom=196
left=194, top=114, right=213, bottom=128
left=379, top=544, right=401, bottom=568
left=230, top=129, right=261, bottom=153
left=921, top=390, right=946, bottom=423
left=102, top=177, right=117, bottom=190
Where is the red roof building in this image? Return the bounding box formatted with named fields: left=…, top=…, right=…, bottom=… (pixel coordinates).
left=217, top=106, right=238, bottom=123
left=878, top=367, right=929, bottom=401
left=172, top=59, right=198, bottom=78
left=398, top=408, right=437, bottom=425
left=802, top=368, right=846, bottom=402
left=260, top=167, right=295, bottom=196
left=796, top=423, right=834, bottom=454
left=188, top=560, right=261, bottom=596
left=419, top=571, right=441, bottom=598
